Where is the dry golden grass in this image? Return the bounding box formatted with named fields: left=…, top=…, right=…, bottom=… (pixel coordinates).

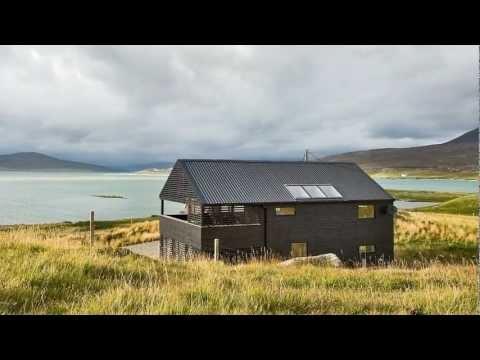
left=394, top=211, right=477, bottom=263
left=0, top=212, right=477, bottom=314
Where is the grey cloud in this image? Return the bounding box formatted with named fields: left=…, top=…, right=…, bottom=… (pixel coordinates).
left=0, top=45, right=477, bottom=165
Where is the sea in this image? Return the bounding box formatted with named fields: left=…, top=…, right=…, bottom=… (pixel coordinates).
left=0, top=172, right=477, bottom=225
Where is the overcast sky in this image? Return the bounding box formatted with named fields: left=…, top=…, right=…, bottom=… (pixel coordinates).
left=0, top=45, right=477, bottom=166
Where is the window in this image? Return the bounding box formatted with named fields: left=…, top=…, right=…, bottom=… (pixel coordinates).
left=220, top=205, right=231, bottom=212
left=358, top=205, right=375, bottom=219
left=318, top=185, right=342, bottom=198
left=275, top=207, right=296, bottom=216
left=285, top=185, right=310, bottom=199
left=303, top=185, right=326, bottom=198
left=291, top=242, right=307, bottom=258
left=285, top=184, right=343, bottom=200
left=359, top=245, right=375, bottom=254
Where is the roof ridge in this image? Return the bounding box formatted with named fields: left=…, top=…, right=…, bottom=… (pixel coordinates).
left=178, top=159, right=358, bottom=165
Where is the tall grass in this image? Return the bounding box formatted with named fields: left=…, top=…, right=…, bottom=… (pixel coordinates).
left=0, top=212, right=477, bottom=314
left=394, top=211, right=477, bottom=263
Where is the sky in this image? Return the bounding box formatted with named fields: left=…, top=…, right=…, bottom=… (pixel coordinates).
left=0, top=45, right=477, bottom=167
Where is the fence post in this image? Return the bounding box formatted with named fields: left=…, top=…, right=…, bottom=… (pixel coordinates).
left=90, top=210, right=95, bottom=247
left=214, top=238, right=220, bottom=261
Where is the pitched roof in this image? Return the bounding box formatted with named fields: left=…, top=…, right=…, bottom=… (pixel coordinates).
left=161, top=159, right=394, bottom=205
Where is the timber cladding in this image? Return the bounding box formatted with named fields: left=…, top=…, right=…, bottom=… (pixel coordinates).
left=265, top=201, right=394, bottom=261
left=159, top=159, right=395, bottom=263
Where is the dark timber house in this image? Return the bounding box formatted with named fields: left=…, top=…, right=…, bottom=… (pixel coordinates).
left=159, top=159, right=395, bottom=263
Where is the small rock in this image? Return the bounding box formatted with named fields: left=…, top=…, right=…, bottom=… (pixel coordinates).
left=279, top=253, right=342, bottom=267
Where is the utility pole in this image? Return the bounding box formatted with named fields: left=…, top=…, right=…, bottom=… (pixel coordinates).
left=304, top=149, right=309, bottom=162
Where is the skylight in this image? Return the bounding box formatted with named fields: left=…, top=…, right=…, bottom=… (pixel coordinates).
left=318, top=185, right=343, bottom=198
left=285, top=185, right=310, bottom=199
left=302, top=185, right=326, bottom=198
left=285, top=184, right=343, bottom=200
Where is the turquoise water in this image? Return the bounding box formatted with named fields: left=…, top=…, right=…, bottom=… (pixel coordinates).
left=374, top=178, right=477, bottom=193
left=0, top=172, right=477, bottom=225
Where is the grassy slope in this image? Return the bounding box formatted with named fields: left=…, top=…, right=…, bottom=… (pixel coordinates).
left=386, top=189, right=471, bottom=203
left=0, top=212, right=477, bottom=314
left=368, top=168, right=477, bottom=180
left=414, top=195, right=478, bottom=216
left=386, top=189, right=478, bottom=216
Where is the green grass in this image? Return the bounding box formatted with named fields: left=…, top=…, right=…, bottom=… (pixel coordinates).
left=414, top=195, right=478, bottom=216
left=386, top=189, right=472, bottom=203
left=0, top=211, right=477, bottom=314
left=368, top=168, right=477, bottom=180
left=386, top=189, right=478, bottom=216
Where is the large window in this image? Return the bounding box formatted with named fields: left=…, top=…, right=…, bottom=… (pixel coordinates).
left=285, top=184, right=343, bottom=200
left=275, top=207, right=296, bottom=216
left=358, top=205, right=375, bottom=219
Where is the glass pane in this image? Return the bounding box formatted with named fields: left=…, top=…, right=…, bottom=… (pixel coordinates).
left=359, top=245, right=375, bottom=254
left=275, top=207, right=296, bottom=216
left=302, top=185, right=326, bottom=198
left=291, top=243, right=307, bottom=258
left=358, top=205, right=375, bottom=219
left=319, top=185, right=342, bottom=198
left=285, top=185, right=310, bottom=199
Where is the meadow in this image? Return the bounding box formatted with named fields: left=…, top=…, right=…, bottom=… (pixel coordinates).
left=0, top=209, right=477, bottom=315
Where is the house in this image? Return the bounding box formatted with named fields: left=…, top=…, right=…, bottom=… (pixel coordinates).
left=159, top=159, right=395, bottom=263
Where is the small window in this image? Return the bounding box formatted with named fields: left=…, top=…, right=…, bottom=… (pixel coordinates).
left=358, top=205, right=375, bottom=219
left=220, top=205, right=231, bottom=213
left=302, top=185, right=326, bottom=198
left=285, top=185, right=310, bottom=199
left=275, top=207, right=296, bottom=216
left=291, top=242, right=307, bottom=258
left=319, top=185, right=342, bottom=198
left=359, top=245, right=375, bottom=254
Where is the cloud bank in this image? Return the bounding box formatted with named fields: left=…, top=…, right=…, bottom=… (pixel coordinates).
left=0, top=45, right=477, bottom=166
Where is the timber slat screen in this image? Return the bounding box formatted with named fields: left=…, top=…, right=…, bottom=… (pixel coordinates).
left=202, top=205, right=261, bottom=226
left=160, top=236, right=273, bottom=264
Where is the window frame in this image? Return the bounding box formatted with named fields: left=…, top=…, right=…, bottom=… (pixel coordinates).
left=291, top=242, right=308, bottom=258
left=275, top=207, right=296, bottom=216
left=358, top=204, right=375, bottom=219
left=359, top=245, right=376, bottom=254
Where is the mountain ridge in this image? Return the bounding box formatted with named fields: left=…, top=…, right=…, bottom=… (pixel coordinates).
left=320, top=128, right=478, bottom=174
left=0, top=152, right=116, bottom=172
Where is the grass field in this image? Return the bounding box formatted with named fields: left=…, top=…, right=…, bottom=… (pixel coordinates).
left=0, top=211, right=477, bottom=315
left=369, top=168, right=477, bottom=180
left=387, top=189, right=478, bottom=216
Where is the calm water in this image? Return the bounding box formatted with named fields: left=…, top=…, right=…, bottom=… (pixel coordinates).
left=0, top=172, right=477, bottom=225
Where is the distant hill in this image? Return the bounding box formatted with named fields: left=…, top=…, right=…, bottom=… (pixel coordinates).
left=321, top=128, right=478, bottom=178
left=0, top=152, right=115, bottom=172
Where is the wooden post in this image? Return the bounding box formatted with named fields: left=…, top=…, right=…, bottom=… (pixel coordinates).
left=90, top=210, right=95, bottom=247
left=214, top=238, right=220, bottom=261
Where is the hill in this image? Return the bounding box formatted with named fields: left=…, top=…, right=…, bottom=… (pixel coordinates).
left=321, top=129, right=478, bottom=178
left=0, top=152, right=115, bottom=172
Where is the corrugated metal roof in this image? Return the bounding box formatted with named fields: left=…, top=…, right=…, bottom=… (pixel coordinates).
left=165, top=159, right=393, bottom=205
